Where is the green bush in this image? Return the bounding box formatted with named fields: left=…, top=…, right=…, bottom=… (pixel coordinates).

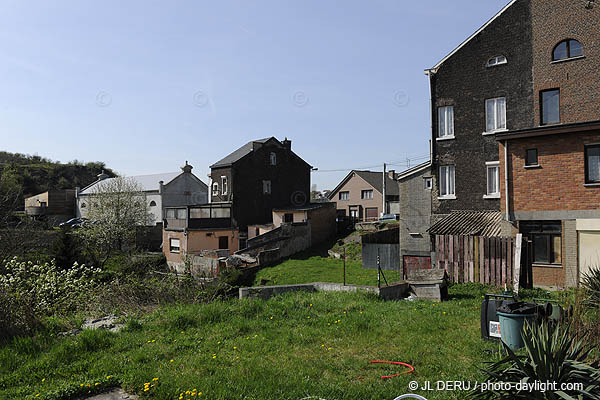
left=582, top=266, right=600, bottom=309
left=470, top=321, right=600, bottom=399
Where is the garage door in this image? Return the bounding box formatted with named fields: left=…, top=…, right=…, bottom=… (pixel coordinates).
left=579, top=231, right=600, bottom=280
left=365, top=207, right=378, bottom=221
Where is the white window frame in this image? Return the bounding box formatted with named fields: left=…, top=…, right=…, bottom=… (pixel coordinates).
left=361, top=190, right=373, bottom=200
left=484, top=161, right=500, bottom=199
left=438, top=166, right=456, bottom=199
left=487, top=55, right=507, bottom=67
left=424, top=177, right=433, bottom=190
left=212, top=182, right=219, bottom=196
left=169, top=238, right=181, bottom=253
left=339, top=191, right=350, bottom=201
left=437, top=106, right=455, bottom=140
left=263, top=180, right=271, bottom=195
left=221, top=176, right=228, bottom=195
left=270, top=152, right=277, bottom=166
left=484, top=97, right=507, bottom=135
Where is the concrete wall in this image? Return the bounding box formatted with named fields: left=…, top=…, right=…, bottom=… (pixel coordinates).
left=399, top=167, right=433, bottom=259
left=162, top=172, right=208, bottom=213
left=25, top=190, right=76, bottom=223
left=307, top=204, right=337, bottom=246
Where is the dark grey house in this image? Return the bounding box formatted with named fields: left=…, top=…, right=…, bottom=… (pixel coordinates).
left=425, top=0, right=533, bottom=230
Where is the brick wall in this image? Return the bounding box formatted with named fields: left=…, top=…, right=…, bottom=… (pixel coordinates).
left=500, top=130, right=600, bottom=213
left=531, top=0, right=600, bottom=125
left=430, top=0, right=533, bottom=216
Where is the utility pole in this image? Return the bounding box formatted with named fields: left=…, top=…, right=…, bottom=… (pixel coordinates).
left=398, top=177, right=403, bottom=281
left=382, top=163, right=387, bottom=216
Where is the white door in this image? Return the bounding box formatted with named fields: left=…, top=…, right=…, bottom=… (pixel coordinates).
left=579, top=231, right=600, bottom=280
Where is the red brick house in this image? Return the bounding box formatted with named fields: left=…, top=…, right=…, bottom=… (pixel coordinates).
left=498, top=122, right=600, bottom=287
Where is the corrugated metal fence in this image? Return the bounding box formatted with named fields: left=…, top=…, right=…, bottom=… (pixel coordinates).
left=434, top=234, right=517, bottom=286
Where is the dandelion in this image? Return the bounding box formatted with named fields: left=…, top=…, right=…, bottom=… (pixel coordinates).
left=152, top=377, right=159, bottom=381
left=41, top=378, right=45, bottom=382
left=80, top=384, right=84, bottom=387
left=233, top=346, right=237, bottom=350
left=106, top=375, right=111, bottom=379
left=443, top=312, right=447, bottom=315
left=217, top=341, right=221, bottom=344
left=36, top=394, right=40, bottom=397
left=270, top=316, right=273, bottom=320
left=95, top=382, right=100, bottom=386
left=170, top=359, right=174, bottom=362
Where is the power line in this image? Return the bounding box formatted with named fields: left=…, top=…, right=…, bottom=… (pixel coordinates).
left=313, top=154, right=430, bottom=173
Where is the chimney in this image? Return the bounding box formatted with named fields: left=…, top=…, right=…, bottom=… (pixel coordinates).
left=181, top=161, right=193, bottom=174
left=282, top=137, right=291, bottom=150
left=159, top=181, right=164, bottom=194
left=97, top=170, right=109, bottom=181
left=388, top=170, right=396, bottom=179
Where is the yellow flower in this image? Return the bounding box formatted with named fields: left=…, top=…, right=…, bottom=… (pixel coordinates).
left=36, top=395, right=40, bottom=397
left=152, top=377, right=159, bottom=381
left=41, top=378, right=45, bottom=382
left=106, top=375, right=111, bottom=379
left=270, top=316, right=273, bottom=320
left=170, top=359, right=174, bottom=362
left=80, top=384, right=84, bottom=387
left=309, top=304, right=312, bottom=307
left=233, top=346, right=237, bottom=350
left=181, top=331, right=185, bottom=333
left=443, top=312, right=447, bottom=315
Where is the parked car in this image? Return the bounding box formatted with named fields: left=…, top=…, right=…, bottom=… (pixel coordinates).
left=59, top=218, right=89, bottom=228
left=378, top=214, right=398, bottom=222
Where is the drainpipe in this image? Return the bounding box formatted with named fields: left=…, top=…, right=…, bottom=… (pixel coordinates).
left=504, top=140, right=510, bottom=222
left=382, top=163, right=387, bottom=215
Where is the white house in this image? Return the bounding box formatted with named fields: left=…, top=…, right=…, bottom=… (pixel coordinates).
left=76, top=162, right=208, bottom=226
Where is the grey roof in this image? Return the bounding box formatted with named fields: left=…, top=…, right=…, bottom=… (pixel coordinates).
left=428, top=211, right=505, bottom=237
left=210, top=138, right=272, bottom=168
left=353, top=171, right=399, bottom=196
left=79, top=172, right=181, bottom=195
left=397, top=161, right=431, bottom=180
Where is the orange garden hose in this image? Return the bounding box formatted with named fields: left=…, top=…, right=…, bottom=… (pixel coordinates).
left=369, top=361, right=415, bottom=379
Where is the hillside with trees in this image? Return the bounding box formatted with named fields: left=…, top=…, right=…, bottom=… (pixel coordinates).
left=0, top=151, right=116, bottom=210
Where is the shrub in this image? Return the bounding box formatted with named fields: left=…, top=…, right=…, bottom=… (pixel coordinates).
left=470, top=321, right=600, bottom=399
left=582, top=266, right=600, bottom=309
left=0, top=258, right=101, bottom=339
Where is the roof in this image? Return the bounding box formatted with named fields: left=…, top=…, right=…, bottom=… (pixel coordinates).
left=328, top=170, right=399, bottom=199
left=79, top=172, right=181, bottom=195
left=496, top=120, right=600, bottom=141
left=428, top=211, right=505, bottom=237
left=210, top=138, right=272, bottom=168
left=426, top=0, right=517, bottom=74
left=273, top=203, right=334, bottom=212
left=397, top=161, right=431, bottom=180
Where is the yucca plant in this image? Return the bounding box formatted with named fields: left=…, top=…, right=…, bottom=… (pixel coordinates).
left=582, top=266, right=600, bottom=309
left=470, top=321, right=600, bottom=400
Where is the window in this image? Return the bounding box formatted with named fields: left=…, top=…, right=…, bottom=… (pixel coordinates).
left=221, top=176, right=228, bottom=195
left=486, top=162, right=500, bottom=197
left=211, top=207, right=231, bottom=218
left=339, top=191, right=349, bottom=201
left=218, top=236, right=228, bottom=250
left=169, top=238, right=181, bottom=253
left=585, top=145, right=600, bottom=184
left=487, top=55, right=507, bottom=67
left=166, top=208, right=187, bottom=219
left=552, top=39, right=583, bottom=61
left=526, top=149, right=538, bottom=166
left=263, top=180, right=271, bottom=194
left=521, top=221, right=562, bottom=265
left=361, top=190, right=374, bottom=200
left=439, top=166, right=455, bottom=198
left=149, top=200, right=157, bottom=207
left=284, top=213, right=294, bottom=223
left=270, top=152, right=277, bottom=166
left=438, top=106, right=454, bottom=138
left=212, top=182, right=219, bottom=196
left=540, top=89, right=560, bottom=125
left=424, top=177, right=433, bottom=190
left=190, top=208, right=210, bottom=219
left=485, top=97, right=506, bottom=133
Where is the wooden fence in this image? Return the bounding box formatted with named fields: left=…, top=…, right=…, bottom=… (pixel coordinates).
left=434, top=235, right=519, bottom=287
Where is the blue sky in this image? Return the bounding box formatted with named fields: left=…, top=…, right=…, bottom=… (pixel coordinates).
left=0, top=0, right=509, bottom=190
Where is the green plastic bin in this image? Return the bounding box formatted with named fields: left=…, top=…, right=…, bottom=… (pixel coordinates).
left=497, top=311, right=536, bottom=351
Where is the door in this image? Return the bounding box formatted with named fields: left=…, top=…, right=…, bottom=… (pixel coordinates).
left=218, top=236, right=228, bottom=249
left=579, top=231, right=600, bottom=281
left=365, top=207, right=378, bottom=221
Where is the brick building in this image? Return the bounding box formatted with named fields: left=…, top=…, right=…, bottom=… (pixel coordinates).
left=424, top=0, right=599, bottom=287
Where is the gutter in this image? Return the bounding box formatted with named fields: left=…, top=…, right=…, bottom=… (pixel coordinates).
left=504, top=140, right=510, bottom=222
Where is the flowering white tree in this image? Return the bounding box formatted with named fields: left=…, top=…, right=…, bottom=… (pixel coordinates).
left=79, top=177, right=151, bottom=265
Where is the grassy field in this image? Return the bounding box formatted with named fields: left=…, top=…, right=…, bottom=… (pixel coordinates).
left=0, top=284, right=506, bottom=400
left=252, top=247, right=402, bottom=287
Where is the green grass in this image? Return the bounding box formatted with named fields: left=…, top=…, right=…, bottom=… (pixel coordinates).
left=0, top=284, right=502, bottom=400
left=253, top=253, right=391, bottom=287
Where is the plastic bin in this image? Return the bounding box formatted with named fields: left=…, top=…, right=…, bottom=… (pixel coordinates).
left=497, top=302, right=538, bottom=351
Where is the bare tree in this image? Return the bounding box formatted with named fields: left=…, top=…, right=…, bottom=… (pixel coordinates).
left=78, top=177, right=151, bottom=266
